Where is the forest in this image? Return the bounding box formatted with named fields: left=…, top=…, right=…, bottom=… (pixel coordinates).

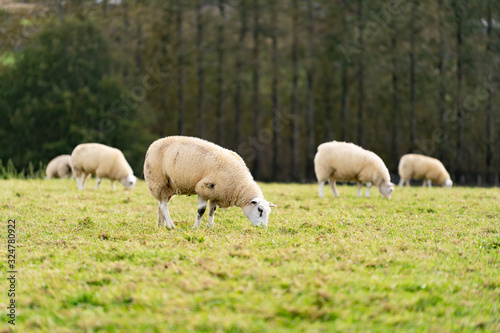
left=0, top=0, right=499, bottom=184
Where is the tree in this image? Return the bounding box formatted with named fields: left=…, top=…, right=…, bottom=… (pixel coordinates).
left=252, top=0, right=261, bottom=177
left=176, top=0, right=185, bottom=135
left=270, top=0, right=280, bottom=180
left=0, top=19, right=148, bottom=173
left=305, top=0, right=315, bottom=180
left=356, top=0, right=365, bottom=147
left=290, top=0, right=300, bottom=181
left=196, top=0, right=206, bottom=139
left=234, top=0, right=248, bottom=149
left=216, top=2, right=225, bottom=145
left=452, top=0, right=464, bottom=183
left=340, top=0, right=350, bottom=142
left=409, top=0, right=418, bottom=152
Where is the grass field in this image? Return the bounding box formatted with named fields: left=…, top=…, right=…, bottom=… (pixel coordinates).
left=1, top=179, right=499, bottom=332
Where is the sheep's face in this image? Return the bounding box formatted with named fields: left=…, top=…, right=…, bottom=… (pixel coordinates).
left=379, top=182, right=395, bottom=199
left=242, top=198, right=277, bottom=228
left=444, top=179, right=453, bottom=188
left=121, top=174, right=137, bottom=189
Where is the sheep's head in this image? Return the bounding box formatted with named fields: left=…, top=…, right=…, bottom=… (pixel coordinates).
left=379, top=181, right=395, bottom=199
left=242, top=198, right=277, bottom=228
left=121, top=174, right=137, bottom=189
left=444, top=179, right=453, bottom=188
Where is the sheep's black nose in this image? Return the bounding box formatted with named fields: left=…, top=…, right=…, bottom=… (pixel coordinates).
left=258, top=207, right=263, bottom=217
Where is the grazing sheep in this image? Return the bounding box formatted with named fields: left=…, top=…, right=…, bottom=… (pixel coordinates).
left=398, top=154, right=453, bottom=188
left=143, top=136, right=276, bottom=229
left=46, top=155, right=73, bottom=179
left=71, top=143, right=137, bottom=191
left=314, top=141, right=395, bottom=199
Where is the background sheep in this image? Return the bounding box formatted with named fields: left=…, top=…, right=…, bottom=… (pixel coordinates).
left=314, top=141, right=395, bottom=199
left=143, top=136, right=276, bottom=229
left=398, top=154, right=453, bottom=188
left=71, top=143, right=137, bottom=190
left=46, top=155, right=73, bottom=179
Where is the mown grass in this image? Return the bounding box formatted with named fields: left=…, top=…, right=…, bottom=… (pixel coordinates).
left=1, top=179, right=499, bottom=332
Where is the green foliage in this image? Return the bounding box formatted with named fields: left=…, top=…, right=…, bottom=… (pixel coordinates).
left=1, top=180, right=499, bottom=331
left=0, top=18, right=150, bottom=175
left=0, top=159, right=45, bottom=179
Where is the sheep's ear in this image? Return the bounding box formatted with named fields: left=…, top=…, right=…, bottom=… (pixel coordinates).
left=268, top=202, right=277, bottom=207
left=251, top=198, right=259, bottom=205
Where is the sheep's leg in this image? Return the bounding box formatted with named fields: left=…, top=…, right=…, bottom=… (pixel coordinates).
left=159, top=200, right=175, bottom=229
left=427, top=179, right=432, bottom=187
left=157, top=204, right=166, bottom=228
left=78, top=173, right=88, bottom=190
left=365, top=182, right=372, bottom=197
left=357, top=183, right=362, bottom=198
left=193, top=196, right=208, bottom=229
left=207, top=201, right=217, bottom=228
left=76, top=175, right=82, bottom=190
left=329, top=179, right=339, bottom=197
left=318, top=181, right=327, bottom=198
left=398, top=179, right=405, bottom=187
left=405, top=179, right=411, bottom=187
left=422, top=179, right=427, bottom=188
left=94, top=177, right=102, bottom=190
left=110, top=181, right=115, bottom=191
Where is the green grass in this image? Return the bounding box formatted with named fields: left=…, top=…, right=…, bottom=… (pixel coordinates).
left=1, top=179, right=499, bottom=332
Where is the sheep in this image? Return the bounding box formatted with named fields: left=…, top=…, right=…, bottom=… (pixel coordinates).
left=314, top=141, right=395, bottom=199
left=398, top=154, right=453, bottom=188
left=71, top=143, right=137, bottom=191
left=46, top=155, right=73, bottom=179
left=143, top=136, right=276, bottom=229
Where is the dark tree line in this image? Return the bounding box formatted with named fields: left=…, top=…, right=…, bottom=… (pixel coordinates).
left=1, top=0, right=499, bottom=184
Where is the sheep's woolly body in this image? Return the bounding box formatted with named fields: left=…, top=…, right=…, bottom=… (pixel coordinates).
left=314, top=141, right=390, bottom=186
left=71, top=143, right=133, bottom=182
left=46, top=155, right=73, bottom=179
left=144, top=136, right=263, bottom=208
left=398, top=154, right=451, bottom=185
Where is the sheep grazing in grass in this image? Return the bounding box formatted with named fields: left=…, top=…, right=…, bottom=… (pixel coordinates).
left=143, top=136, right=276, bottom=229
left=46, top=155, right=73, bottom=179
left=398, top=154, right=453, bottom=188
left=314, top=141, right=395, bottom=199
left=71, top=143, right=137, bottom=191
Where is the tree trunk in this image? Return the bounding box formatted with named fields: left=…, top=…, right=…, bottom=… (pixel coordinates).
left=454, top=2, right=464, bottom=183
left=306, top=0, right=315, bottom=180
left=409, top=0, right=417, bottom=152
left=271, top=0, right=280, bottom=180
left=216, top=3, right=225, bottom=145
left=391, top=34, right=400, bottom=172
left=58, top=0, right=64, bottom=22
left=290, top=0, right=300, bottom=181
left=196, top=0, right=206, bottom=139
left=485, top=0, right=495, bottom=184
left=341, top=0, right=349, bottom=142
left=102, top=0, right=108, bottom=17
left=324, top=74, right=333, bottom=142
left=159, top=4, right=173, bottom=138
left=438, top=0, right=446, bottom=162
left=177, top=0, right=185, bottom=135
left=356, top=0, right=364, bottom=147
left=135, top=21, right=143, bottom=76
left=123, top=0, right=130, bottom=28
left=235, top=2, right=248, bottom=150
left=252, top=0, right=261, bottom=177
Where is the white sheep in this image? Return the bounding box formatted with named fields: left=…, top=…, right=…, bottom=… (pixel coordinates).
left=143, top=136, right=276, bottom=229
left=46, top=155, right=73, bottom=179
left=314, top=141, right=395, bottom=198
left=71, top=143, right=137, bottom=190
left=398, top=154, right=453, bottom=188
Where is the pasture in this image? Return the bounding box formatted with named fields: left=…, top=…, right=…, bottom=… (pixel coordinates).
left=1, top=179, right=499, bottom=332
